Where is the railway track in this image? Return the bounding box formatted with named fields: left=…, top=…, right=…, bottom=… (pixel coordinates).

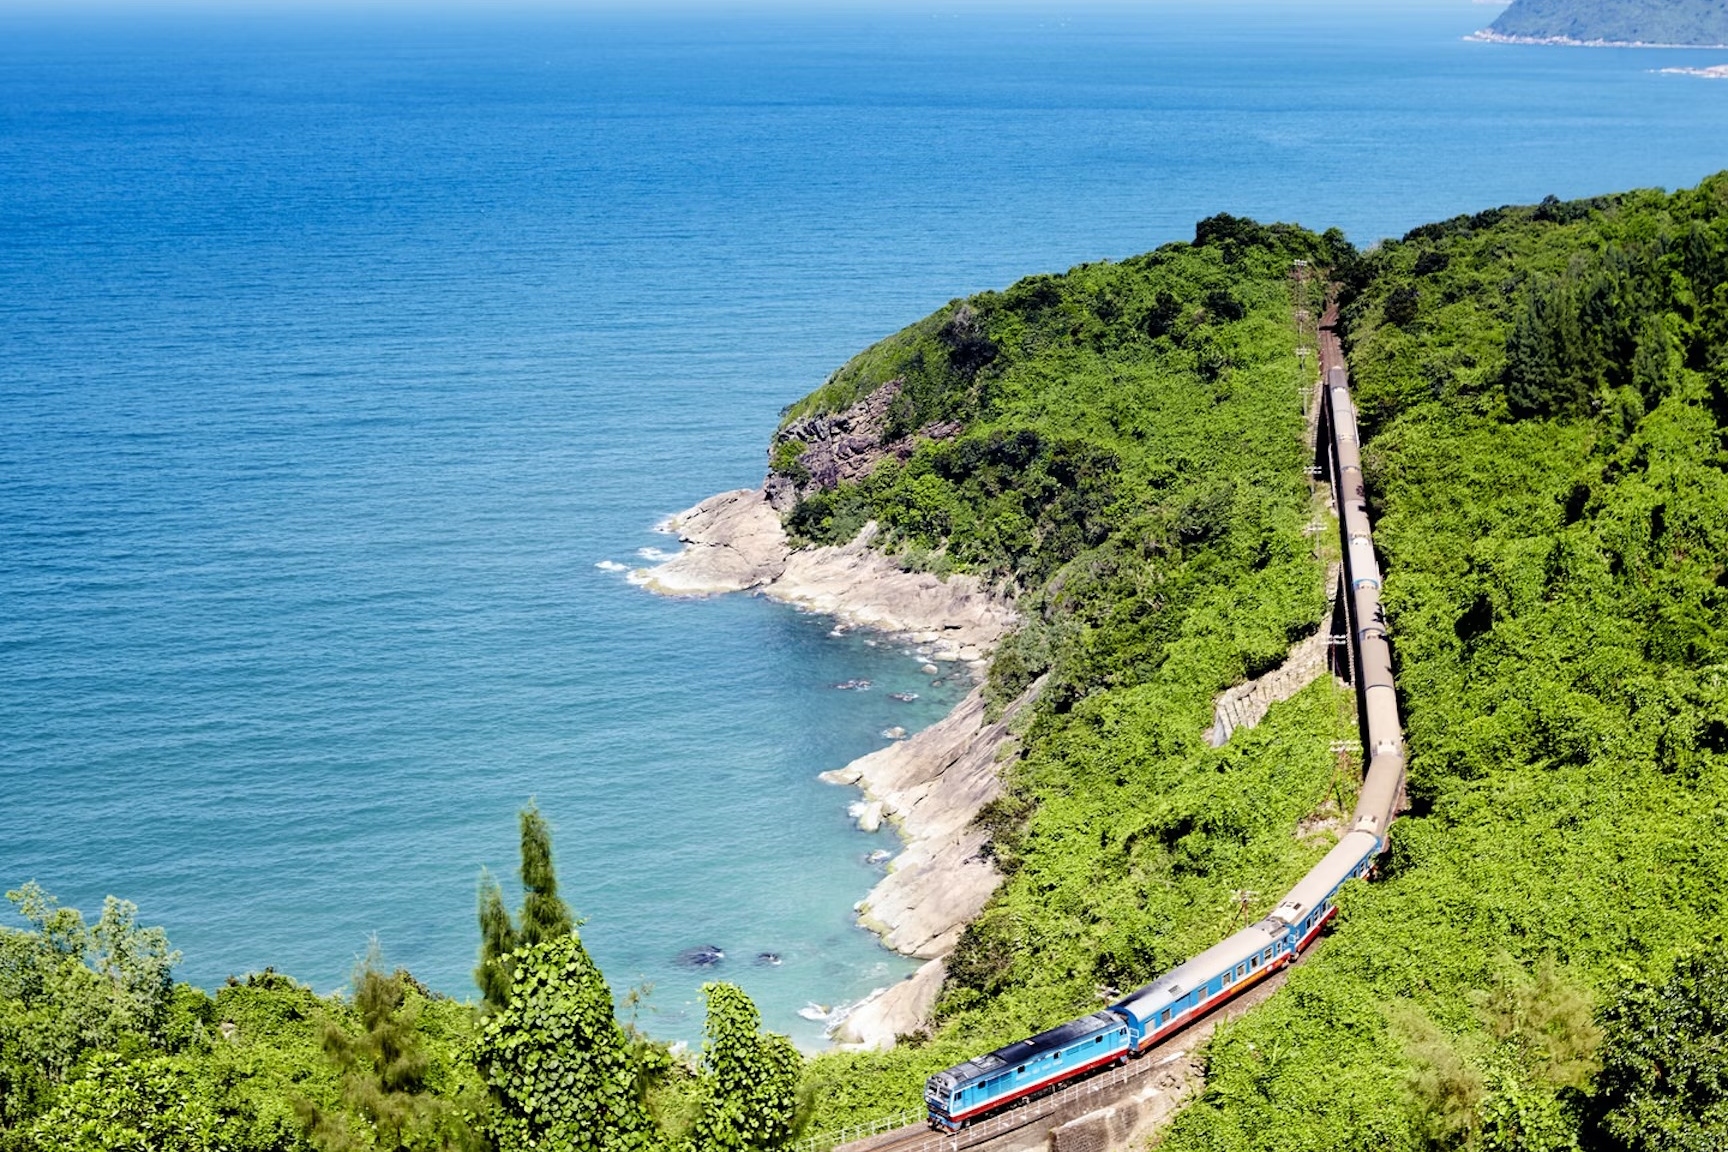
left=821, top=293, right=1386, bottom=1152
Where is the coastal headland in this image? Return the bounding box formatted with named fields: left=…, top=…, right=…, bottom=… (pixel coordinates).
left=1473, top=0, right=1728, bottom=47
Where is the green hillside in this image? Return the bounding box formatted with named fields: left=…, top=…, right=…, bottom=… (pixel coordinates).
left=1489, top=0, right=1728, bottom=45
left=801, top=180, right=1728, bottom=1151
left=1155, top=178, right=1728, bottom=1152
left=788, top=222, right=1368, bottom=1133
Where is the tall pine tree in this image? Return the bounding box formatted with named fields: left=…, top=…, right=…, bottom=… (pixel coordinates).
left=475, top=803, right=576, bottom=1013
left=518, top=805, right=575, bottom=945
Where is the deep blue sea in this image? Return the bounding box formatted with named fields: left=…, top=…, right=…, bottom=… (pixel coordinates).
left=4, top=1, right=1728, bottom=1045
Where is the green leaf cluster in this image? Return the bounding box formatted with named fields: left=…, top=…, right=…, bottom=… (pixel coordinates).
left=474, top=935, right=658, bottom=1152
left=685, top=984, right=802, bottom=1152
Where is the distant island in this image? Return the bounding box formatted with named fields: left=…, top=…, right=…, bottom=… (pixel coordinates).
left=1475, top=0, right=1728, bottom=46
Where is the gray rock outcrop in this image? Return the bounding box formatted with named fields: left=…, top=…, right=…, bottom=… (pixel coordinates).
left=829, top=958, right=946, bottom=1050
left=822, top=679, right=1041, bottom=960
left=634, top=488, right=1016, bottom=661
left=765, top=379, right=964, bottom=511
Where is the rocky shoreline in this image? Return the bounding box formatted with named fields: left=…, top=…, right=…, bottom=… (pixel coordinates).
left=633, top=487, right=1015, bottom=664
left=1466, top=29, right=1728, bottom=48
left=635, top=487, right=1023, bottom=1047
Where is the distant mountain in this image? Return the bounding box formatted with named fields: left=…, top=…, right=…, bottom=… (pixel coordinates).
left=1486, top=0, right=1728, bottom=45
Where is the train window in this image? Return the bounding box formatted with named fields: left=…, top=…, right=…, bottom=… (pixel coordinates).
left=1017, top=1066, right=1026, bottom=1074
left=1095, top=1036, right=1104, bottom=1044
left=1237, top=964, right=1246, bottom=978
left=1160, top=1009, right=1171, bottom=1024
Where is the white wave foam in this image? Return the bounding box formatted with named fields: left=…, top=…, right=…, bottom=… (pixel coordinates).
left=595, top=560, right=629, bottom=572
left=818, top=989, right=887, bottom=1036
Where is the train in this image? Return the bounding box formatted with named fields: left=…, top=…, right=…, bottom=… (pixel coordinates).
left=925, top=328, right=1407, bottom=1134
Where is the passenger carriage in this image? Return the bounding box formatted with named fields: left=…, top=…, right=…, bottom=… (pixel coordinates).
left=1109, top=921, right=1288, bottom=1053
left=1268, top=828, right=1381, bottom=953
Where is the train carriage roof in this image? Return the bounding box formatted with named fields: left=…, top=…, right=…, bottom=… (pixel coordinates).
left=944, top=1012, right=1123, bottom=1084
left=1110, top=922, right=1283, bottom=1026
left=1270, top=829, right=1380, bottom=927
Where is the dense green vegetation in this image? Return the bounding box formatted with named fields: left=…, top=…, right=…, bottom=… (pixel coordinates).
left=1155, top=178, right=1728, bottom=1151
left=0, top=809, right=801, bottom=1151
left=1488, top=0, right=1728, bottom=45
left=797, top=180, right=1728, bottom=1150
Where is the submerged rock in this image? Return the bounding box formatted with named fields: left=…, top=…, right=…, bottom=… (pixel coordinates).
left=866, top=849, right=893, bottom=866
left=881, top=726, right=908, bottom=741
left=677, top=944, right=726, bottom=969
left=755, top=952, right=783, bottom=967
left=888, top=691, right=919, bottom=703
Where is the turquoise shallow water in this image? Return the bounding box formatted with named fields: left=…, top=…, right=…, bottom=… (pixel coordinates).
left=4, top=2, right=1728, bottom=1045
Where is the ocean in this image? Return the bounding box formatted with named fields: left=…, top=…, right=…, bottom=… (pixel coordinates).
left=4, top=0, right=1727, bottom=1045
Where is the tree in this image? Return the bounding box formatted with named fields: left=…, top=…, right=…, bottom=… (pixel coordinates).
left=473, top=935, right=659, bottom=1152
left=518, top=806, right=575, bottom=946
left=1586, top=952, right=1728, bottom=1152
left=476, top=804, right=576, bottom=1013
left=26, top=1052, right=220, bottom=1152
left=685, top=983, right=802, bottom=1152
left=0, top=883, right=183, bottom=1128
left=474, top=875, right=516, bottom=1015
left=2, top=882, right=180, bottom=1043
left=298, top=951, right=475, bottom=1152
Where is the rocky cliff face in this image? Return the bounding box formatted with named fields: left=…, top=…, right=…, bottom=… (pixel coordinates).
left=765, top=379, right=962, bottom=511
left=823, top=679, right=1042, bottom=1049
